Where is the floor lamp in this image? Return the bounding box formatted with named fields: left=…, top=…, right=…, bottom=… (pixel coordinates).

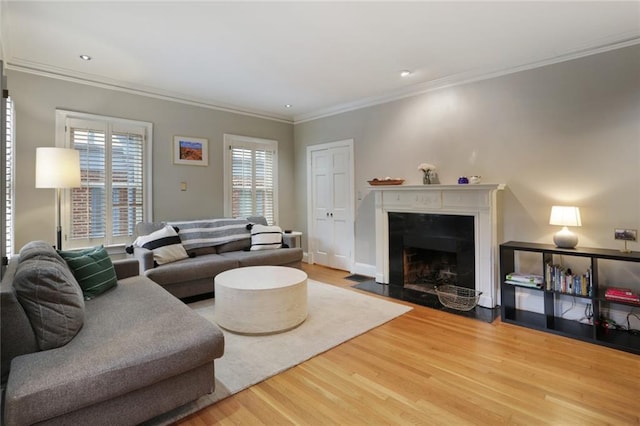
left=35, top=147, right=81, bottom=250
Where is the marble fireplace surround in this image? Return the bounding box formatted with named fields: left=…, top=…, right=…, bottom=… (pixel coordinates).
left=373, top=184, right=505, bottom=308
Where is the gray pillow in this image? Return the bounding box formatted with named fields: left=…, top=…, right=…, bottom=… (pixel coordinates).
left=14, top=256, right=85, bottom=351
left=18, top=240, right=66, bottom=264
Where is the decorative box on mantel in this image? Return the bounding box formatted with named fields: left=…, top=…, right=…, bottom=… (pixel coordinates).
left=373, top=184, right=505, bottom=308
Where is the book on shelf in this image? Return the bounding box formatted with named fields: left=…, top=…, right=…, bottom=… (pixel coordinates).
left=604, top=287, right=640, bottom=305
left=504, top=279, right=543, bottom=289
left=604, top=294, right=640, bottom=305
left=544, top=262, right=592, bottom=296
left=605, top=287, right=637, bottom=297
left=505, top=272, right=544, bottom=284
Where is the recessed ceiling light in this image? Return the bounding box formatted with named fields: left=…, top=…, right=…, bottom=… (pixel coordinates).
left=400, top=70, right=412, bottom=77
left=79, top=54, right=92, bottom=61
left=285, top=104, right=292, bottom=108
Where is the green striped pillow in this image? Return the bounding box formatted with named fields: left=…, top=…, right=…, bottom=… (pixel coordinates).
left=58, top=246, right=118, bottom=300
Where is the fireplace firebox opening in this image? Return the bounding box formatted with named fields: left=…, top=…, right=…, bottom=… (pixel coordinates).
left=389, top=212, right=475, bottom=294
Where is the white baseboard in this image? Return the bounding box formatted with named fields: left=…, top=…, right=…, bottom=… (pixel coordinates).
left=351, top=262, right=376, bottom=278
left=304, top=258, right=375, bottom=279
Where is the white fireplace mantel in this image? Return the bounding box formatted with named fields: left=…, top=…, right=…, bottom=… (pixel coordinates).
left=373, top=184, right=505, bottom=308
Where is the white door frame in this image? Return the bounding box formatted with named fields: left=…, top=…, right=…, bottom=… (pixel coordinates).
left=306, top=139, right=355, bottom=271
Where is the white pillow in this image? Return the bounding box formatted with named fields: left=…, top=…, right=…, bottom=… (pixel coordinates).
left=250, top=224, right=283, bottom=251
left=133, top=225, right=189, bottom=265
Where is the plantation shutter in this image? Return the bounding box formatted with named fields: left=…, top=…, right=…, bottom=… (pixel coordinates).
left=70, top=125, right=107, bottom=240
left=226, top=135, right=277, bottom=225
left=61, top=111, right=150, bottom=249
left=111, top=131, right=144, bottom=237
left=4, top=96, right=14, bottom=257
left=231, top=147, right=254, bottom=220
left=254, top=148, right=275, bottom=225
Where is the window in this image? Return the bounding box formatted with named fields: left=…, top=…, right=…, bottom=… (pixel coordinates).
left=4, top=96, right=14, bottom=258
left=56, top=111, right=152, bottom=249
left=223, top=134, right=278, bottom=225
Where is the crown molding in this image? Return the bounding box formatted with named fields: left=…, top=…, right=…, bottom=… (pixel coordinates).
left=5, top=61, right=294, bottom=124
left=293, top=37, right=640, bottom=124
left=5, top=35, right=639, bottom=127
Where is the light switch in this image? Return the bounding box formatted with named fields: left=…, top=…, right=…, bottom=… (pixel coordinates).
left=180, top=182, right=187, bottom=191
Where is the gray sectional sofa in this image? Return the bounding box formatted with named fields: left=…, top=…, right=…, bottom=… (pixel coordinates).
left=1, top=241, right=224, bottom=425
left=132, top=217, right=303, bottom=299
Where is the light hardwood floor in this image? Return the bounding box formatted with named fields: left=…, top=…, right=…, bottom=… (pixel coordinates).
left=176, top=264, right=640, bottom=425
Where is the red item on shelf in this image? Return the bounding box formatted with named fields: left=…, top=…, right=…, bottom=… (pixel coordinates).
left=605, top=295, right=640, bottom=305
left=605, top=287, right=636, bottom=297
left=604, top=287, right=640, bottom=305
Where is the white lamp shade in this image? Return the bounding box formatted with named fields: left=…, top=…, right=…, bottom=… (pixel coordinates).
left=35, top=148, right=81, bottom=188
left=549, top=206, right=582, bottom=227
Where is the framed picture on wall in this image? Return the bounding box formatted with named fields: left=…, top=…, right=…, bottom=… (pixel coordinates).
left=173, top=136, right=208, bottom=166
left=614, top=228, right=637, bottom=241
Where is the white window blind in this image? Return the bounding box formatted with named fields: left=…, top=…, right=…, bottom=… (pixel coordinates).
left=4, top=96, right=14, bottom=257
left=57, top=111, right=152, bottom=249
left=71, top=126, right=107, bottom=240
left=111, top=131, right=144, bottom=238
left=224, top=135, right=278, bottom=225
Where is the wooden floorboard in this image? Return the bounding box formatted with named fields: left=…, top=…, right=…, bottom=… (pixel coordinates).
left=175, top=264, right=640, bottom=425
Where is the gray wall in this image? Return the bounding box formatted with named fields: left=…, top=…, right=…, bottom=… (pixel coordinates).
left=9, top=71, right=295, bottom=250
left=8, top=44, right=640, bottom=268
left=294, top=45, right=640, bottom=270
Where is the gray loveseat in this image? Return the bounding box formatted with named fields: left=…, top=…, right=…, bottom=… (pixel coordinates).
left=132, top=217, right=303, bottom=299
left=1, top=241, right=224, bottom=425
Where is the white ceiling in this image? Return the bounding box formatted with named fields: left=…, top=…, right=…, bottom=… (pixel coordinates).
left=1, top=1, right=639, bottom=123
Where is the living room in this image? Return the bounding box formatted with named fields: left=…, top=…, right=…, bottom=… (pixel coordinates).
left=1, top=1, right=639, bottom=424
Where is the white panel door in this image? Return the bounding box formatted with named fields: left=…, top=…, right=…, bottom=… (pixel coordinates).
left=311, top=149, right=331, bottom=266
left=329, top=147, right=352, bottom=270
left=309, top=142, right=353, bottom=271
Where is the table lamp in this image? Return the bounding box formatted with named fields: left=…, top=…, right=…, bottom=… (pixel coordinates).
left=35, top=147, right=81, bottom=249
left=549, top=205, right=582, bottom=249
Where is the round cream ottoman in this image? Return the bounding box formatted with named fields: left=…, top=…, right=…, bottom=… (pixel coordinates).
left=214, top=266, right=308, bottom=334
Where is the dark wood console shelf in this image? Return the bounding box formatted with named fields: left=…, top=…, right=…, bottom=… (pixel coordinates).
left=500, top=241, right=640, bottom=355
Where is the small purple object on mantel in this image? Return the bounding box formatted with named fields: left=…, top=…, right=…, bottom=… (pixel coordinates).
left=458, top=176, right=469, bottom=184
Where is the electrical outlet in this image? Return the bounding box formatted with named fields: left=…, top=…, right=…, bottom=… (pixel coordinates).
left=614, top=228, right=637, bottom=241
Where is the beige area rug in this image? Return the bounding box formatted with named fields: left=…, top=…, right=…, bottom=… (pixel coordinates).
left=148, top=279, right=412, bottom=425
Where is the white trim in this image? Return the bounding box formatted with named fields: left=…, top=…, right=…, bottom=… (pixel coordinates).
left=352, top=262, right=376, bottom=279
left=6, top=63, right=293, bottom=124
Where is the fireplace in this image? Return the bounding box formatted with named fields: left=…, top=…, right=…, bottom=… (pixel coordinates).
left=373, top=184, right=504, bottom=308
left=389, top=213, right=475, bottom=293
